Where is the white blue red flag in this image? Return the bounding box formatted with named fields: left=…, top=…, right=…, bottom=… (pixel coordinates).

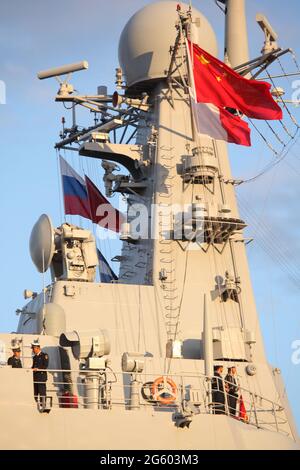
left=60, top=156, right=124, bottom=232
left=59, top=156, right=91, bottom=219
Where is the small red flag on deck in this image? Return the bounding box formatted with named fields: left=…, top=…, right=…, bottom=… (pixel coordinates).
left=239, top=395, right=249, bottom=422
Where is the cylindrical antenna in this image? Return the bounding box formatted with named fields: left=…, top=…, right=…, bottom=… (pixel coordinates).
left=224, top=0, right=249, bottom=67
left=37, top=61, right=88, bottom=80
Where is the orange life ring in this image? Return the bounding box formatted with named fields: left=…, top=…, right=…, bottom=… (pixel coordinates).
left=151, top=376, right=177, bottom=405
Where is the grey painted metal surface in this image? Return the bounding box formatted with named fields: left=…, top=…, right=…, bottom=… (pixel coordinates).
left=0, top=0, right=299, bottom=450
left=118, top=1, right=217, bottom=89
left=225, top=0, right=249, bottom=66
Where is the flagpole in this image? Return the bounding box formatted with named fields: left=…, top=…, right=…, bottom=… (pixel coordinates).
left=176, top=6, right=198, bottom=143
left=184, top=36, right=198, bottom=143
left=58, top=154, right=67, bottom=223
left=84, top=174, right=94, bottom=223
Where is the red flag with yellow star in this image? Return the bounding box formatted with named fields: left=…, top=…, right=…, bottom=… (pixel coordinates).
left=188, top=41, right=282, bottom=121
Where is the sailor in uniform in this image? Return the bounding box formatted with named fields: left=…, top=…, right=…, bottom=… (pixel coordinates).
left=225, top=366, right=239, bottom=416
left=211, top=365, right=225, bottom=414
left=7, top=342, right=22, bottom=368
left=31, top=339, right=49, bottom=406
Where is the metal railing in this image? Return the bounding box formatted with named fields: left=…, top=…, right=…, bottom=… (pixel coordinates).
left=21, top=367, right=291, bottom=438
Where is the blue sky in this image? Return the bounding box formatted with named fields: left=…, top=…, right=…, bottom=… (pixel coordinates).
left=1, top=0, right=300, bottom=432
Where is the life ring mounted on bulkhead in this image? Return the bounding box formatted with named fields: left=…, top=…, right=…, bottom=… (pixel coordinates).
left=151, top=376, right=177, bottom=405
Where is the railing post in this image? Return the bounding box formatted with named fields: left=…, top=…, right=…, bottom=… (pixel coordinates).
left=30, top=367, right=286, bottom=436
left=206, top=377, right=213, bottom=414
left=251, top=392, right=259, bottom=428
left=224, top=378, right=229, bottom=416
left=273, top=402, right=279, bottom=432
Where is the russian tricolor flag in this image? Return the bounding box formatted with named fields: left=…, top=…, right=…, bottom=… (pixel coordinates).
left=60, top=156, right=120, bottom=282
left=60, top=156, right=91, bottom=219
left=59, top=156, right=124, bottom=232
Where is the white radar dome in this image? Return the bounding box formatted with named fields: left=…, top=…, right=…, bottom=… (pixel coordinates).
left=118, top=1, right=217, bottom=91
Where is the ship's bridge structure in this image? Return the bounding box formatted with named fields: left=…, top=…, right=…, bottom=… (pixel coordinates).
left=0, top=0, right=299, bottom=450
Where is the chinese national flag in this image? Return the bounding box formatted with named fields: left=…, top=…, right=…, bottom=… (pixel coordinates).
left=188, top=41, right=282, bottom=121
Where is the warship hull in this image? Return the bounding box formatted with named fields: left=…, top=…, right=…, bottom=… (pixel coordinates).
left=0, top=405, right=298, bottom=450
left=1, top=0, right=299, bottom=451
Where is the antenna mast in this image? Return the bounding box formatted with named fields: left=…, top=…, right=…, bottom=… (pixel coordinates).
left=223, top=0, right=249, bottom=67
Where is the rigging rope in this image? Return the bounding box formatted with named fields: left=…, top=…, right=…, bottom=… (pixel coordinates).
left=265, top=121, right=287, bottom=146
left=267, top=67, right=299, bottom=130
left=246, top=51, right=300, bottom=159
left=248, top=118, right=280, bottom=156
left=242, top=130, right=300, bottom=184
left=237, top=196, right=300, bottom=289
left=277, top=56, right=294, bottom=85
left=291, top=50, right=300, bottom=74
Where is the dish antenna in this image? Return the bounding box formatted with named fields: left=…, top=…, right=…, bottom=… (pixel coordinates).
left=30, top=214, right=55, bottom=273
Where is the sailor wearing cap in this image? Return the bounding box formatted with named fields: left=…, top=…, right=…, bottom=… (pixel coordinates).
left=7, top=341, right=22, bottom=368
left=31, top=339, right=49, bottom=404
left=211, top=365, right=226, bottom=415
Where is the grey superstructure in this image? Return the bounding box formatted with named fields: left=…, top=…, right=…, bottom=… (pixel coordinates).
left=0, top=0, right=299, bottom=450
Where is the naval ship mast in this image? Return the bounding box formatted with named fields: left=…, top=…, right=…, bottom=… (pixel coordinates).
left=0, top=0, right=299, bottom=450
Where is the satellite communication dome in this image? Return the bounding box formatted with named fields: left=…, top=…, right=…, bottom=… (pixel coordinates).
left=118, top=1, right=217, bottom=91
